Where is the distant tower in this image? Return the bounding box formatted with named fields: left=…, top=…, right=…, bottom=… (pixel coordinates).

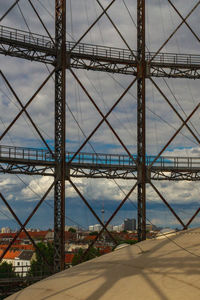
left=101, top=200, right=105, bottom=225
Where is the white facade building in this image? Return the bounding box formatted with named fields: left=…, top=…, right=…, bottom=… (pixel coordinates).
left=1, top=250, right=34, bottom=277
left=1, top=227, right=11, bottom=233
left=113, top=224, right=124, bottom=232
left=89, top=224, right=113, bottom=232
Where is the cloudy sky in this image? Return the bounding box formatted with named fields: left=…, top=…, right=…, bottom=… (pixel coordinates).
left=0, top=0, right=200, bottom=231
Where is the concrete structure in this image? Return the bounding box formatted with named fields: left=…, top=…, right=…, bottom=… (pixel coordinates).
left=6, top=227, right=200, bottom=300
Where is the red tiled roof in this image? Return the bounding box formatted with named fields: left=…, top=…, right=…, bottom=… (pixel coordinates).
left=18, top=231, right=48, bottom=239
left=65, top=253, right=74, bottom=264
left=0, top=244, right=34, bottom=251
left=0, top=249, right=21, bottom=259
left=84, top=235, right=96, bottom=241
left=0, top=231, right=49, bottom=240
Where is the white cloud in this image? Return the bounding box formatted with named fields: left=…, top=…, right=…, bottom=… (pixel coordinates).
left=164, top=147, right=200, bottom=157
left=21, top=176, right=54, bottom=199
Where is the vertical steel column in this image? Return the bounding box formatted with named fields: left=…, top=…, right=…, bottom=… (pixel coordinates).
left=137, top=0, right=146, bottom=241
left=54, top=0, right=66, bottom=272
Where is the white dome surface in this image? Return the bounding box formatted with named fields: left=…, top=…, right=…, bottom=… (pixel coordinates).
left=6, top=227, right=200, bottom=300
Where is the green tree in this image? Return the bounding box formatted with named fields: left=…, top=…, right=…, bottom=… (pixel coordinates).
left=28, top=242, right=54, bottom=277
left=68, top=227, right=76, bottom=233
left=0, top=261, right=17, bottom=278
left=72, top=247, right=100, bottom=266
left=0, top=262, right=18, bottom=297
left=89, top=231, right=98, bottom=236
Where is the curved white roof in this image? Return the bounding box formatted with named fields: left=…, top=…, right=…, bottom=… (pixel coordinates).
left=6, top=227, right=200, bottom=300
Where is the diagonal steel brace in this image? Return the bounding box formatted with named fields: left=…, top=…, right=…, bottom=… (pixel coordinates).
left=150, top=78, right=200, bottom=146
left=70, top=69, right=137, bottom=165
left=69, top=0, right=116, bottom=53
left=0, top=70, right=54, bottom=156
left=0, top=182, right=54, bottom=263
left=0, top=69, right=55, bottom=142
left=69, top=178, right=118, bottom=245
left=186, top=207, right=200, bottom=228
left=149, top=102, right=200, bottom=168
left=96, top=0, right=136, bottom=60
left=149, top=1, right=200, bottom=62
left=79, top=182, right=138, bottom=263
left=168, top=0, right=200, bottom=43
left=150, top=182, right=186, bottom=229
left=0, top=192, right=54, bottom=272
left=0, top=0, right=20, bottom=23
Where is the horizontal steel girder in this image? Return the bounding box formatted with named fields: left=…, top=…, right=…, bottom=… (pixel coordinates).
left=0, top=25, right=200, bottom=79
left=1, top=145, right=200, bottom=181
left=1, top=162, right=200, bottom=181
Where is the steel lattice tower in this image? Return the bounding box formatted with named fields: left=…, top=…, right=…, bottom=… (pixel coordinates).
left=137, top=0, right=146, bottom=241
left=0, top=0, right=199, bottom=273
left=54, top=0, right=66, bottom=273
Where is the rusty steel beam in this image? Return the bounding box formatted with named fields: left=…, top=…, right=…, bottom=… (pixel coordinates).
left=96, top=0, right=136, bottom=59
left=69, top=0, right=116, bottom=53
left=168, top=0, right=200, bottom=43
left=0, top=70, right=54, bottom=156
left=78, top=182, right=138, bottom=263
left=149, top=103, right=200, bottom=168
left=0, top=193, right=53, bottom=273
left=28, top=0, right=55, bottom=45
left=54, top=0, right=66, bottom=272
left=185, top=208, right=200, bottom=228
left=0, top=69, right=55, bottom=142
left=0, top=1, right=199, bottom=279
left=150, top=78, right=200, bottom=146
left=0, top=182, right=54, bottom=262
left=69, top=69, right=137, bottom=165
left=0, top=0, right=20, bottom=23
left=149, top=1, right=200, bottom=63
left=137, top=0, right=146, bottom=241
left=0, top=24, right=200, bottom=78
left=69, top=178, right=118, bottom=245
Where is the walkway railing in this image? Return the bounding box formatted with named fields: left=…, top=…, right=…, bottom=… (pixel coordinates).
left=146, top=156, right=200, bottom=169
left=0, top=25, right=54, bottom=49
left=0, top=145, right=54, bottom=162
left=1, top=145, right=200, bottom=170
left=1, top=25, right=200, bottom=66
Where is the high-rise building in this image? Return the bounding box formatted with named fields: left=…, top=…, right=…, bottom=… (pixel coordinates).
left=124, top=218, right=136, bottom=231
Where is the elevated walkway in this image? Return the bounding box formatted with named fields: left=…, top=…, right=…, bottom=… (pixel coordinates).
left=0, top=25, right=200, bottom=78
left=0, top=145, right=200, bottom=181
